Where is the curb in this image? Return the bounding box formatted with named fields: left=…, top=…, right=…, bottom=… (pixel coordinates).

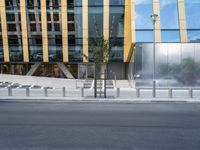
left=1, top=97, right=200, bottom=104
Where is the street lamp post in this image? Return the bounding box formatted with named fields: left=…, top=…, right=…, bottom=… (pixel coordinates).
left=151, top=14, right=158, bottom=98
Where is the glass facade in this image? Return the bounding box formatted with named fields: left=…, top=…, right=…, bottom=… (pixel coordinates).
left=109, top=1, right=124, bottom=62
left=88, top=0, right=103, bottom=61
left=6, top=0, right=23, bottom=62
left=26, top=0, right=43, bottom=62
left=160, top=0, right=180, bottom=42
left=0, top=0, right=200, bottom=63
left=135, top=0, right=153, bottom=42
left=68, top=0, right=83, bottom=62
left=0, top=17, right=3, bottom=62
left=185, top=0, right=200, bottom=42
left=47, top=0, right=62, bottom=62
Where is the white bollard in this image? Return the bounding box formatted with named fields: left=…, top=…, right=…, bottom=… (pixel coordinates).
left=117, top=88, right=120, bottom=98
left=136, top=88, right=140, bottom=98
left=26, top=87, right=30, bottom=96
left=8, top=87, right=12, bottom=96
left=44, top=88, right=48, bottom=97
left=81, top=88, right=84, bottom=97
left=189, top=88, right=193, bottom=98
left=63, top=87, right=66, bottom=97
left=168, top=88, right=172, bottom=98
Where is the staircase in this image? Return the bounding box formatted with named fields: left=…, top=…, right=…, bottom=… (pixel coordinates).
left=83, top=79, right=114, bottom=89
left=83, top=79, right=93, bottom=89
left=96, top=80, right=114, bottom=97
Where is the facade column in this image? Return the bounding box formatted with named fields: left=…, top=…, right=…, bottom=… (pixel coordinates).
left=20, top=0, right=29, bottom=62
left=153, top=0, right=161, bottom=42
left=41, top=0, right=49, bottom=62
left=61, top=0, right=68, bottom=62
left=82, top=0, right=88, bottom=62
left=0, top=1, right=10, bottom=62
left=124, top=0, right=135, bottom=62
left=178, top=0, right=187, bottom=42
left=103, top=0, right=109, bottom=41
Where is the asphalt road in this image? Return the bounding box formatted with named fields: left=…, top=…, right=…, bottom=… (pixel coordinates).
left=0, top=101, right=200, bottom=150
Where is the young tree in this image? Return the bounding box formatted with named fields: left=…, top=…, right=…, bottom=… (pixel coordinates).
left=84, top=36, right=114, bottom=78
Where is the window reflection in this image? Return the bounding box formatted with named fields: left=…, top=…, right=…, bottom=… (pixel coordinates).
left=88, top=5, right=103, bottom=61
left=187, top=30, right=200, bottom=42
left=135, top=0, right=153, bottom=42
left=0, top=18, right=3, bottom=62
left=135, top=0, right=152, bottom=30
left=185, top=0, right=200, bottom=29
left=6, top=0, right=23, bottom=62
left=26, top=0, right=42, bottom=62
left=160, top=0, right=179, bottom=29
left=109, top=6, right=124, bottom=62
left=161, top=31, right=180, bottom=42
left=136, top=31, right=153, bottom=42
left=68, top=1, right=83, bottom=62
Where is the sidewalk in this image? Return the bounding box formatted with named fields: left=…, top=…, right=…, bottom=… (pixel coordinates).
left=1, top=74, right=200, bottom=103
left=1, top=88, right=200, bottom=103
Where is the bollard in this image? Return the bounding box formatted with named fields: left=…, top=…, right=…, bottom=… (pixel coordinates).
left=136, top=88, right=140, bottom=98
left=189, top=88, right=193, bottom=98
left=168, top=88, right=172, bottom=98
left=117, top=88, right=120, bottom=98
left=26, top=87, right=30, bottom=96
left=81, top=88, right=84, bottom=97
left=62, top=87, right=66, bottom=97
left=44, top=88, right=48, bottom=97
left=8, top=87, right=12, bottom=96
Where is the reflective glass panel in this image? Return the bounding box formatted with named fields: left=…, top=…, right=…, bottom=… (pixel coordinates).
left=109, top=7, right=124, bottom=38
left=161, top=31, right=180, bottom=42
left=135, top=0, right=153, bottom=29
left=110, top=0, right=124, bottom=5
left=187, top=30, right=200, bottom=42
left=136, top=31, right=153, bottom=42
left=88, top=7, right=103, bottom=38
left=88, top=0, right=103, bottom=6
left=185, top=0, right=200, bottom=29
left=160, top=0, right=179, bottom=29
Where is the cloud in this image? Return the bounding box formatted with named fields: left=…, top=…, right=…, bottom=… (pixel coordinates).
left=135, top=0, right=151, bottom=5
left=160, top=0, right=176, bottom=8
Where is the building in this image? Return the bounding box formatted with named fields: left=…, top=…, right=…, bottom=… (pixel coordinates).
left=0, top=0, right=200, bottom=84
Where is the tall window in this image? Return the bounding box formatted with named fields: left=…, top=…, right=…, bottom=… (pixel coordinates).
left=88, top=0, right=103, bottom=61
left=135, top=0, right=153, bottom=42
left=26, top=0, right=43, bottom=62
left=160, top=0, right=180, bottom=42
left=0, top=18, right=3, bottom=62
left=109, top=1, right=124, bottom=62
left=68, top=0, right=83, bottom=62
left=6, top=0, right=23, bottom=62
left=47, top=0, right=62, bottom=62
left=185, top=0, right=200, bottom=42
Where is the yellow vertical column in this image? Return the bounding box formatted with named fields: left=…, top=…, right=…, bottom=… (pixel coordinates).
left=61, top=0, right=68, bottom=62
left=0, top=1, right=10, bottom=62
left=20, top=0, right=29, bottom=62
left=82, top=0, right=88, bottom=62
left=178, top=0, right=187, bottom=42
left=153, top=0, right=161, bottom=42
left=131, top=0, right=136, bottom=44
left=104, top=0, right=109, bottom=41
left=124, top=0, right=135, bottom=62
left=41, top=0, right=49, bottom=62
